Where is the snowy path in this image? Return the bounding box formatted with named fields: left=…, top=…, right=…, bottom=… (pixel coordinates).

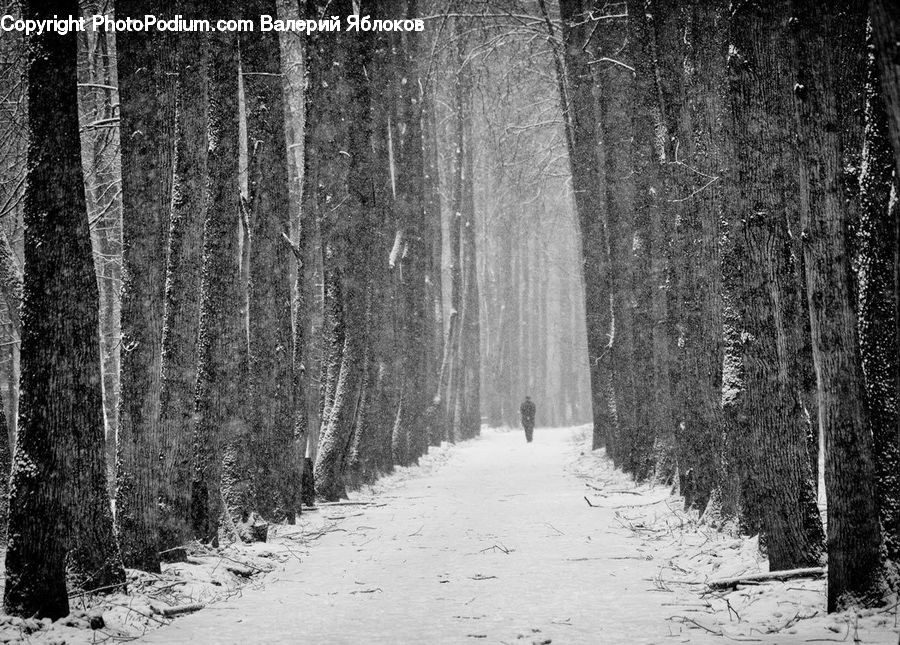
left=140, top=427, right=725, bottom=644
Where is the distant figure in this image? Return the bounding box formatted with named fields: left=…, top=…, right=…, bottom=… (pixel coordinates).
left=520, top=396, right=536, bottom=443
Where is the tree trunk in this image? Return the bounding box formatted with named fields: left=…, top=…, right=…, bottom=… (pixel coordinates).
left=654, top=0, right=727, bottom=509
left=191, top=8, right=244, bottom=543
left=157, top=2, right=208, bottom=553
left=559, top=0, right=613, bottom=452
left=114, top=0, right=175, bottom=573
left=792, top=0, right=884, bottom=610
left=78, top=23, right=121, bottom=497
left=308, top=0, right=375, bottom=501
left=241, top=0, right=297, bottom=521
left=726, top=0, right=825, bottom=571
left=626, top=0, right=668, bottom=482
left=593, top=5, right=635, bottom=466
left=858, top=31, right=900, bottom=579
left=422, top=68, right=445, bottom=445
left=389, top=0, right=430, bottom=464
left=5, top=0, right=124, bottom=616
left=460, top=103, right=480, bottom=440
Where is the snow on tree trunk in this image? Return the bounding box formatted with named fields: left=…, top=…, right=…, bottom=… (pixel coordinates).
left=114, top=0, right=175, bottom=573
left=626, top=0, right=669, bottom=483
left=558, top=0, right=613, bottom=452
left=870, top=0, right=900, bottom=180
left=241, top=0, right=297, bottom=522
left=726, top=0, right=824, bottom=571
left=858, top=29, right=900, bottom=577
left=591, top=8, right=635, bottom=467
left=191, top=9, right=245, bottom=543
left=792, top=0, right=884, bottom=610
left=654, top=0, right=727, bottom=510
left=5, top=0, right=124, bottom=616
left=307, top=0, right=376, bottom=501
left=158, top=3, right=208, bottom=552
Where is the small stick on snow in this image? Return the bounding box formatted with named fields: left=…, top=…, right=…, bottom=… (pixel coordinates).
left=154, top=603, right=205, bottom=617
left=707, top=567, right=825, bottom=591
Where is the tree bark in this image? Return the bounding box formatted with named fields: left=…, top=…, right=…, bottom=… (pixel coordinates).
left=870, top=0, right=900, bottom=179
left=191, top=6, right=244, bottom=543
left=5, top=0, right=124, bottom=616
left=727, top=0, right=825, bottom=570
left=308, top=0, right=375, bottom=500
left=558, top=0, right=613, bottom=452
left=114, top=0, right=175, bottom=573
left=655, top=0, right=727, bottom=509
left=158, top=0, right=208, bottom=552
left=389, top=0, right=430, bottom=465
left=858, top=31, right=900, bottom=578
left=792, top=0, right=884, bottom=610
left=241, top=0, right=297, bottom=521
left=593, top=5, right=635, bottom=466
left=626, top=0, right=668, bottom=482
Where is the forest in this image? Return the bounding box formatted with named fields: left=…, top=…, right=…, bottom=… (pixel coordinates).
left=0, top=0, right=899, bottom=638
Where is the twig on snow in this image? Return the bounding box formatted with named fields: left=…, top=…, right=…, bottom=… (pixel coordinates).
left=707, top=567, right=825, bottom=591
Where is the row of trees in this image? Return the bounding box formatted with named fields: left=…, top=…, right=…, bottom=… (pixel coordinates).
left=555, top=0, right=900, bottom=612
left=473, top=21, right=592, bottom=429
left=0, top=0, right=500, bottom=619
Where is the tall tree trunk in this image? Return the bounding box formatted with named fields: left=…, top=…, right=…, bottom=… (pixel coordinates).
left=78, top=22, right=121, bottom=497
left=308, top=0, right=375, bottom=500
left=858, top=31, right=900, bottom=580
left=157, top=2, right=208, bottom=552
left=558, top=0, right=613, bottom=451
left=114, top=0, right=175, bottom=573
left=446, top=29, right=469, bottom=442
left=241, top=0, right=297, bottom=521
left=727, top=0, right=825, bottom=571
left=421, top=68, right=445, bottom=445
left=390, top=0, right=430, bottom=464
left=655, top=0, right=727, bottom=509
left=793, top=0, right=884, bottom=610
left=460, top=105, right=480, bottom=440
left=191, top=7, right=244, bottom=543
left=593, top=5, right=635, bottom=466
left=626, top=0, right=668, bottom=482
left=5, top=0, right=125, bottom=616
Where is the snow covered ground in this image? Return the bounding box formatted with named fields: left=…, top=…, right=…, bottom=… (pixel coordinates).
left=0, top=425, right=897, bottom=644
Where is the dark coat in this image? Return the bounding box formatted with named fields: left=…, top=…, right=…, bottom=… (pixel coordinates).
left=520, top=399, right=536, bottom=427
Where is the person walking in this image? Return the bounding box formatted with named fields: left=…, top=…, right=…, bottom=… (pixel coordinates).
left=520, top=395, right=536, bottom=443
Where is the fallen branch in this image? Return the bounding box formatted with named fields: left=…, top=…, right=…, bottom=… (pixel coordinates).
left=153, top=603, right=205, bottom=617
left=707, top=567, right=825, bottom=591
left=317, top=501, right=380, bottom=507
